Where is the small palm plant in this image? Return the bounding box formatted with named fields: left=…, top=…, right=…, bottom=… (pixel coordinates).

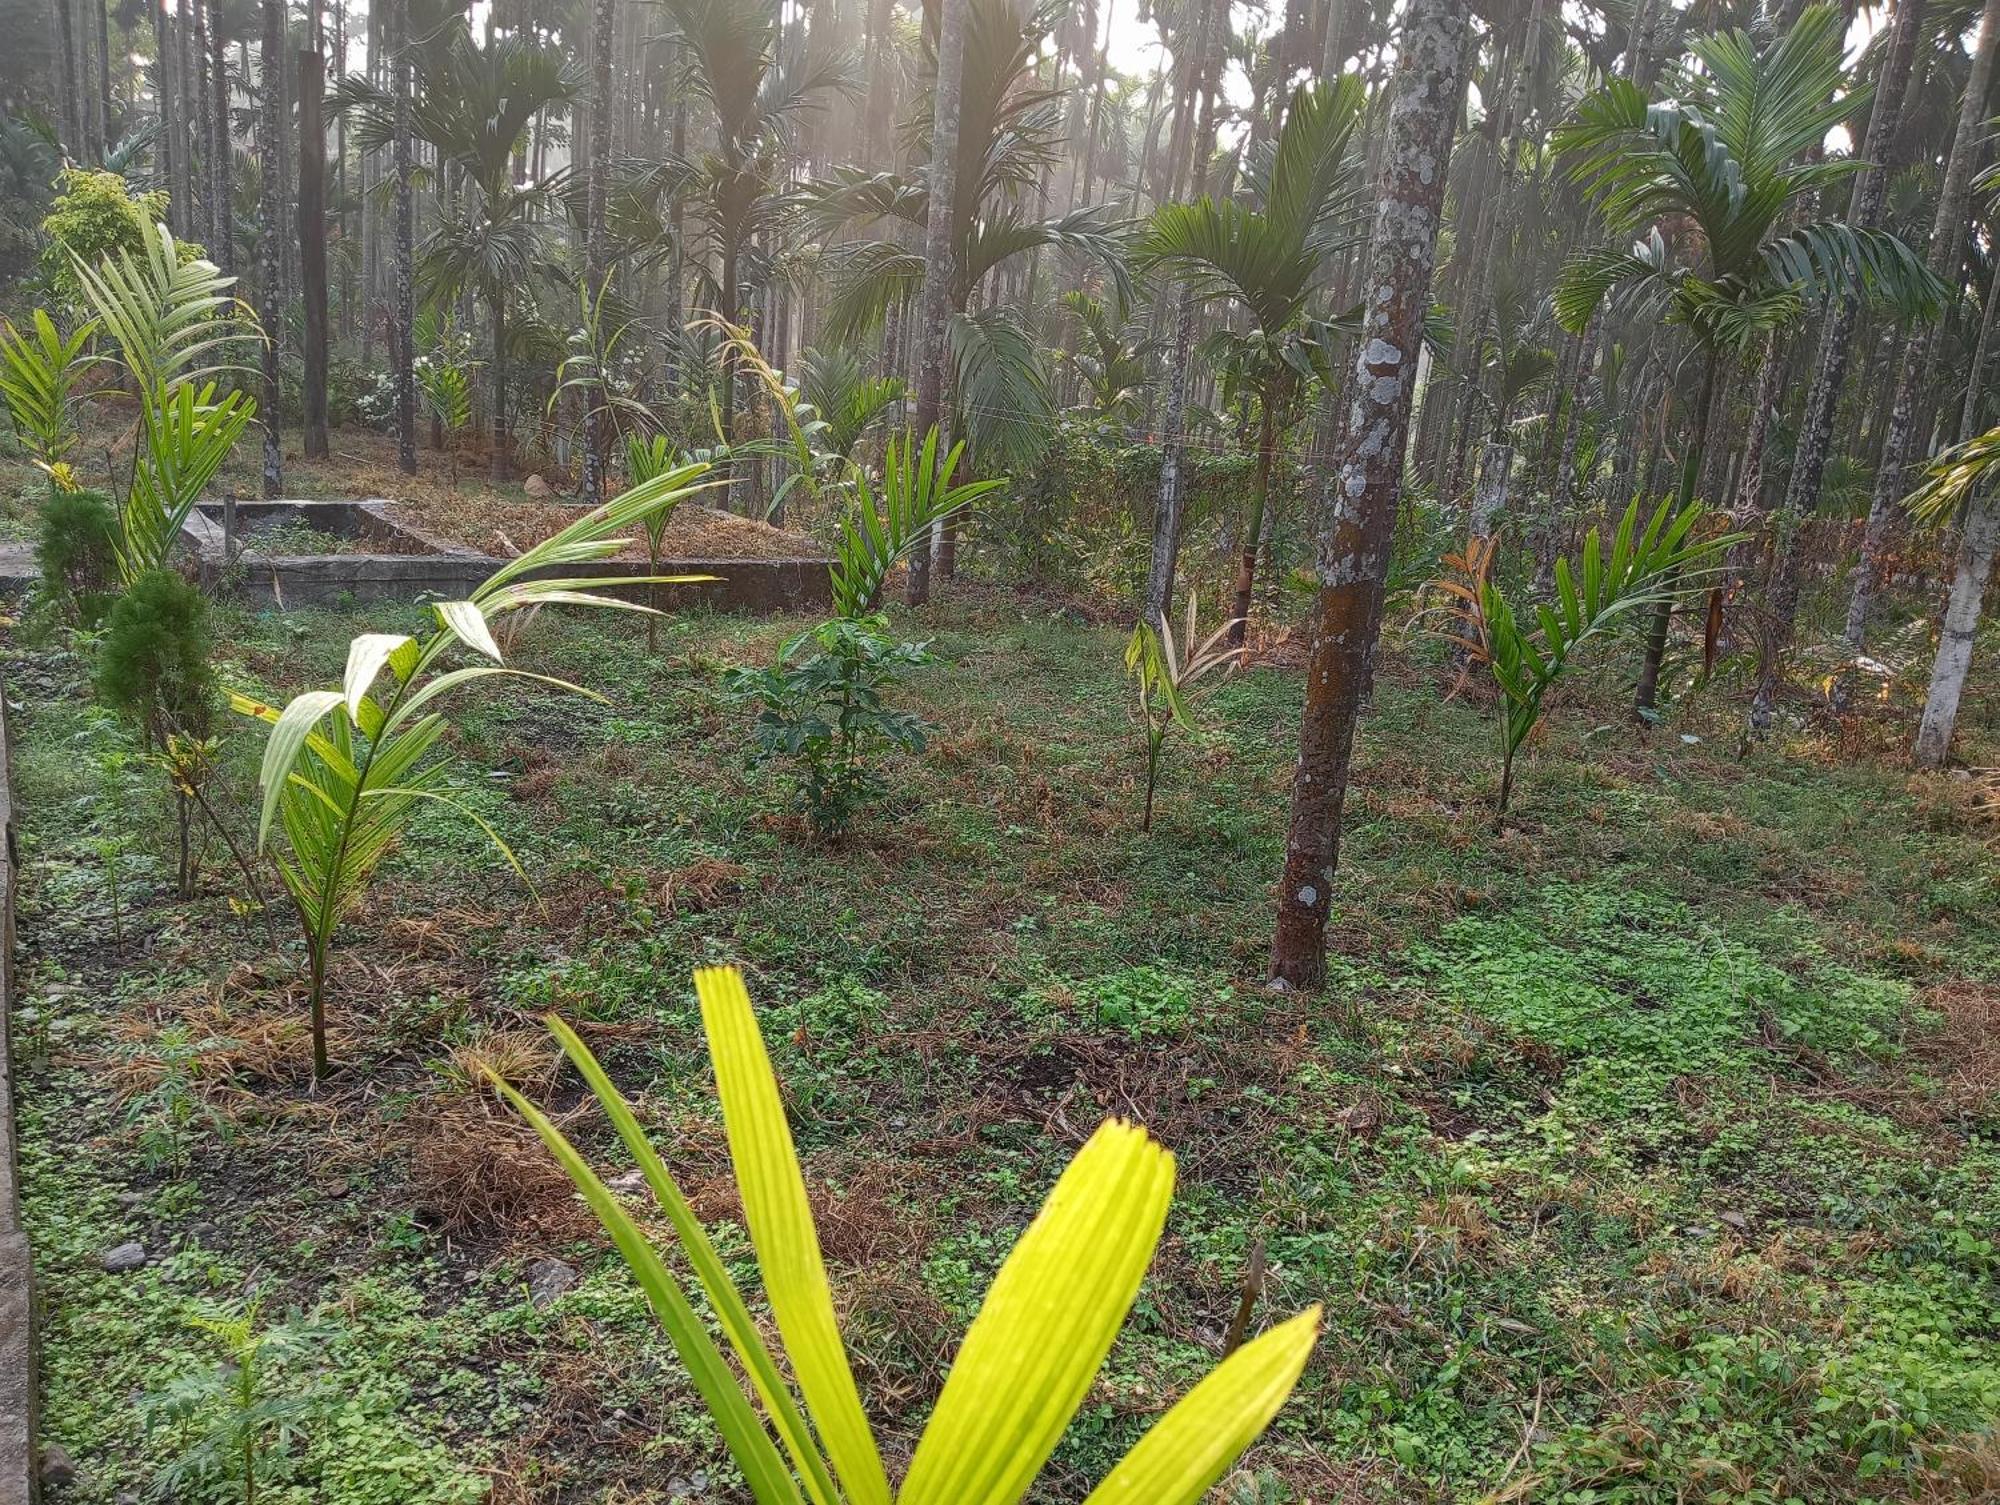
left=237, top=466, right=713, bottom=1078
left=70, top=222, right=260, bottom=583
left=551, top=275, right=659, bottom=500
left=1461, top=496, right=1741, bottom=826
left=1124, top=596, right=1240, bottom=831
left=830, top=427, right=1002, bottom=618
left=416, top=354, right=477, bottom=491
left=0, top=307, right=96, bottom=485
left=495, top=964, right=1323, bottom=1505
left=626, top=432, right=693, bottom=649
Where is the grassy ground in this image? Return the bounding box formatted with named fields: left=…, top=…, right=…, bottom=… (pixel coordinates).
left=9, top=563, right=1998, bottom=1504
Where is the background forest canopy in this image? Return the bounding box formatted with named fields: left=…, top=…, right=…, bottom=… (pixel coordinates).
left=4, top=0, right=2000, bottom=956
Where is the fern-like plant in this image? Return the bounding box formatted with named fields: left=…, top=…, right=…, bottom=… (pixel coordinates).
left=236, top=465, right=713, bottom=1078
left=1469, top=495, right=1740, bottom=825
left=69, top=222, right=260, bottom=583
left=626, top=432, right=694, bottom=648
left=1124, top=596, right=1240, bottom=831
left=0, top=308, right=95, bottom=479
left=416, top=356, right=477, bottom=491
left=496, top=964, right=1323, bottom=1505
left=832, top=427, right=1001, bottom=619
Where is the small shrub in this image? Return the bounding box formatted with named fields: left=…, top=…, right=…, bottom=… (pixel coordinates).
left=96, top=569, right=221, bottom=898
left=95, top=568, right=217, bottom=744
left=38, top=486, right=120, bottom=624
left=726, top=613, right=932, bottom=837
left=36, top=168, right=182, bottom=303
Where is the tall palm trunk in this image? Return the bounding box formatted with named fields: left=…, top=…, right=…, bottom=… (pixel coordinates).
left=1142, top=0, right=1224, bottom=624
left=1837, top=0, right=2000, bottom=687
left=391, top=0, right=417, bottom=476
left=1780, top=0, right=1924, bottom=524
left=95, top=0, right=113, bottom=161
left=154, top=0, right=180, bottom=224
left=489, top=290, right=511, bottom=482
left=55, top=0, right=81, bottom=155
left=1959, top=256, right=2000, bottom=444
left=191, top=0, right=212, bottom=238
left=1914, top=490, right=2000, bottom=765
left=258, top=0, right=284, bottom=496
left=174, top=0, right=197, bottom=229
left=1634, top=349, right=1718, bottom=712
left=718, top=242, right=740, bottom=470
left=1271, top=0, right=1469, bottom=988
left=210, top=3, right=231, bottom=273
left=1227, top=397, right=1282, bottom=656
left=583, top=0, right=614, bottom=503
left=298, top=39, right=330, bottom=459
left=906, top=0, right=965, bottom=607
left=1752, top=0, right=1934, bottom=725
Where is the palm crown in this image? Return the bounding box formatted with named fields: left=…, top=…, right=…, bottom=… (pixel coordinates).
left=1553, top=4, right=1943, bottom=355
left=807, top=0, right=1129, bottom=469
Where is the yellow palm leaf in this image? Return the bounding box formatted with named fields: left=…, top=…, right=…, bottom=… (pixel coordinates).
left=898, top=1119, right=1176, bottom=1505
left=1081, top=1306, right=1322, bottom=1505
left=695, top=966, right=893, bottom=1505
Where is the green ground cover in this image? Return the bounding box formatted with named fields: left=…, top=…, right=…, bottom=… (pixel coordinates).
left=9, top=590, right=1997, bottom=1503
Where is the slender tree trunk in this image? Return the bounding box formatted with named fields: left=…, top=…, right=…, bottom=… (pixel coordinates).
left=582, top=0, right=614, bottom=503
left=1539, top=317, right=1598, bottom=579
left=1715, top=333, right=1786, bottom=650
left=1227, top=402, right=1282, bottom=655
left=1834, top=0, right=2000, bottom=693
left=862, top=0, right=895, bottom=162
left=192, top=0, right=212, bottom=238
left=258, top=0, right=284, bottom=496
left=1752, top=0, right=1935, bottom=724
left=55, top=0, right=81, bottom=155
left=1270, top=0, right=1470, bottom=987
left=489, top=292, right=511, bottom=482
left=1471, top=438, right=1512, bottom=542
left=1634, top=350, right=1718, bottom=712
left=1140, top=0, right=1223, bottom=623
left=95, top=0, right=113, bottom=157
left=1960, top=256, right=2000, bottom=443
left=1913, top=490, right=2000, bottom=765
left=391, top=0, right=416, bottom=475
left=298, top=44, right=329, bottom=458
left=907, top=0, right=965, bottom=606
left=154, top=0, right=179, bottom=223
left=175, top=0, right=197, bottom=227
left=210, top=2, right=231, bottom=273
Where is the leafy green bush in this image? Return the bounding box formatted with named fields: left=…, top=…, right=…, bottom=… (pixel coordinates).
left=37, top=485, right=120, bottom=624
left=95, top=568, right=217, bottom=743
left=726, top=613, right=932, bottom=837
left=37, top=168, right=193, bottom=304
left=96, top=568, right=222, bottom=900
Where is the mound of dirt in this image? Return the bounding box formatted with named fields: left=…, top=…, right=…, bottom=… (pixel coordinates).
left=385, top=498, right=826, bottom=561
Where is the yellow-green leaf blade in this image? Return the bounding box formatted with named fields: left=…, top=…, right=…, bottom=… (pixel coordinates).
left=899, top=1118, right=1176, bottom=1505
left=1079, top=1306, right=1323, bottom=1505
left=695, top=965, right=892, bottom=1505
left=544, top=1013, right=845, bottom=1505
left=491, top=1073, right=805, bottom=1505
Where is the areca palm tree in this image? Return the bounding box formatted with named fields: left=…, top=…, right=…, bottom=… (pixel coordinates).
left=1059, top=288, right=1150, bottom=429
left=657, top=0, right=856, bottom=441
left=1139, top=75, right=1367, bottom=652
left=1553, top=3, right=1942, bottom=710
left=811, top=0, right=1130, bottom=476
left=336, top=9, right=586, bottom=480
left=1457, top=275, right=1558, bottom=543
